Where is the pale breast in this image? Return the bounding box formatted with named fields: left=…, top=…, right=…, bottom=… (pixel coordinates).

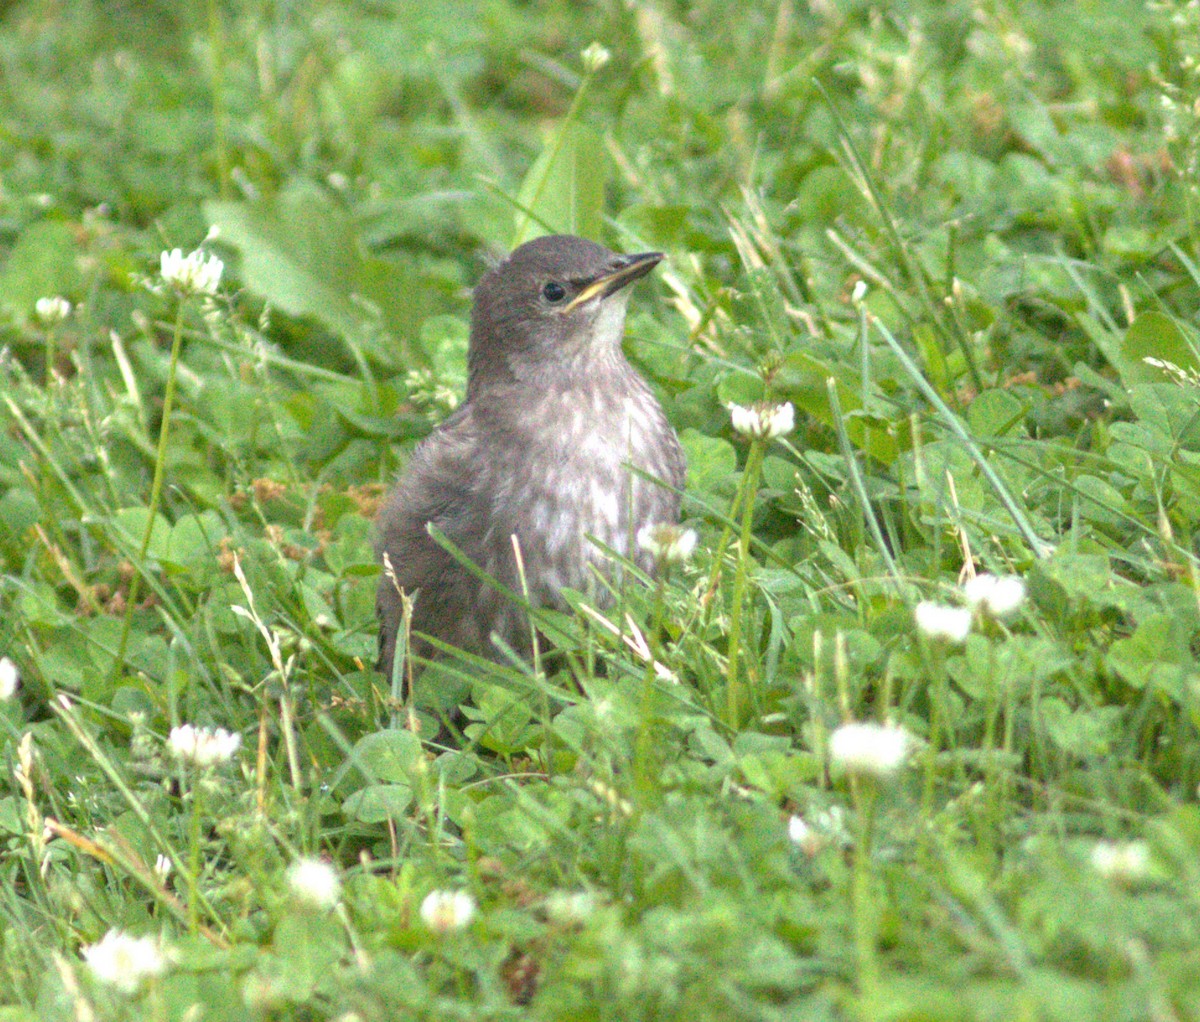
left=482, top=383, right=683, bottom=614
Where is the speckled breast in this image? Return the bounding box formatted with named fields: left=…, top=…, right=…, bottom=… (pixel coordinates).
left=481, top=384, right=683, bottom=629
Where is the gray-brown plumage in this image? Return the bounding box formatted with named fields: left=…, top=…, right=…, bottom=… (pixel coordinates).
left=375, top=234, right=685, bottom=683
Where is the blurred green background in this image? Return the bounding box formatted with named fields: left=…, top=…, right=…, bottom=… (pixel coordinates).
left=1, top=0, right=1200, bottom=1018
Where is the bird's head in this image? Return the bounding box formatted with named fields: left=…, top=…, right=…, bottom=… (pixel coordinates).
left=467, top=235, right=663, bottom=393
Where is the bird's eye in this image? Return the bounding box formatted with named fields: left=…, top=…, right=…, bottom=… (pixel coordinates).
left=542, top=281, right=567, bottom=304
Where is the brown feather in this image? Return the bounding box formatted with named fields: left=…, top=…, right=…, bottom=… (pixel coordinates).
left=375, top=235, right=685, bottom=687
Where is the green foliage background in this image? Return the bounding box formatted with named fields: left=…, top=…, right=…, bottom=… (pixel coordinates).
left=1, top=0, right=1200, bottom=1018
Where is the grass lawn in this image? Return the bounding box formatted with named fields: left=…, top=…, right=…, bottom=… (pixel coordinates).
left=1, top=0, right=1199, bottom=1018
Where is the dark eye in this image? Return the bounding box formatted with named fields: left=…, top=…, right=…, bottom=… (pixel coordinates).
left=542, top=281, right=567, bottom=303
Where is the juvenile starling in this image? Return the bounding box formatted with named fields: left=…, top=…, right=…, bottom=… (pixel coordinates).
left=376, top=234, right=685, bottom=684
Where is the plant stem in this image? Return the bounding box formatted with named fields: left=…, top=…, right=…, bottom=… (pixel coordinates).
left=634, top=574, right=667, bottom=799
left=187, top=775, right=203, bottom=935
left=850, top=775, right=881, bottom=1006
left=111, top=300, right=187, bottom=684
left=44, top=324, right=57, bottom=386
left=725, top=440, right=765, bottom=727
left=207, top=0, right=231, bottom=198
left=980, top=639, right=1000, bottom=857
left=921, top=640, right=946, bottom=817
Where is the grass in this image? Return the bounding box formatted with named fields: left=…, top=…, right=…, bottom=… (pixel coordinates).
left=1, top=0, right=1200, bottom=1018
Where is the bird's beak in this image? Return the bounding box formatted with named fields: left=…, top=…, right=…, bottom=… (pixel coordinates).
left=563, top=251, right=664, bottom=311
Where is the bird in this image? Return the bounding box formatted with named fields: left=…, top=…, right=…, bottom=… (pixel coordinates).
left=375, top=234, right=685, bottom=690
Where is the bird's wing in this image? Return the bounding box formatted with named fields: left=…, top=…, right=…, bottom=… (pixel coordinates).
left=375, top=407, right=494, bottom=673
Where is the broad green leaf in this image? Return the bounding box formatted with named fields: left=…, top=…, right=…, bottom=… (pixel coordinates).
left=350, top=728, right=424, bottom=783
left=464, top=684, right=536, bottom=754
left=1122, top=312, right=1200, bottom=385
left=1034, top=551, right=1114, bottom=605
left=206, top=185, right=445, bottom=368
left=1107, top=613, right=1195, bottom=696
left=343, top=783, right=414, bottom=823
left=715, top=372, right=765, bottom=407
left=681, top=427, right=737, bottom=499
left=1071, top=474, right=1130, bottom=529
left=1084, top=311, right=1200, bottom=391
left=966, top=390, right=1026, bottom=437
left=778, top=351, right=905, bottom=464
left=206, top=185, right=363, bottom=342
left=164, top=511, right=226, bottom=575
left=0, top=797, right=25, bottom=836
left=512, top=121, right=606, bottom=246
left=738, top=751, right=820, bottom=800
left=0, top=220, right=82, bottom=322
left=1127, top=383, right=1200, bottom=453
left=112, top=507, right=172, bottom=562
left=272, top=914, right=346, bottom=994
left=1040, top=698, right=1122, bottom=757
left=0, top=487, right=40, bottom=543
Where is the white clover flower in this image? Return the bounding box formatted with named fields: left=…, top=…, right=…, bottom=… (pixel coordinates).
left=1091, top=840, right=1150, bottom=883
left=81, top=929, right=168, bottom=994
left=420, top=889, right=476, bottom=933
left=828, top=721, right=912, bottom=778
left=963, top=573, right=1026, bottom=618
left=0, top=657, right=18, bottom=700
left=159, top=247, right=224, bottom=296
left=167, top=724, right=241, bottom=768
left=34, top=296, right=71, bottom=325
left=636, top=523, right=698, bottom=565
left=787, top=814, right=821, bottom=856
left=915, top=601, right=972, bottom=643
left=809, top=805, right=852, bottom=847
left=153, top=854, right=172, bottom=884
left=851, top=280, right=868, bottom=304
left=287, top=857, right=341, bottom=909
left=728, top=401, right=795, bottom=440
left=544, top=890, right=596, bottom=926
left=581, top=42, right=611, bottom=73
